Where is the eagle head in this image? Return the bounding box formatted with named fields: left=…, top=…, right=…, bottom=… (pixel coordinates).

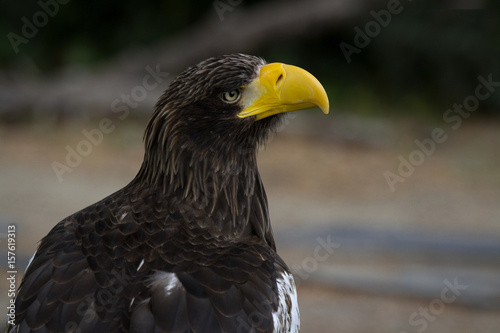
left=144, top=54, right=328, bottom=162
left=136, top=52, right=329, bottom=210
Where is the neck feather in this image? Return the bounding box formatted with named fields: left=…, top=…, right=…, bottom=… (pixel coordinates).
left=132, top=130, right=275, bottom=247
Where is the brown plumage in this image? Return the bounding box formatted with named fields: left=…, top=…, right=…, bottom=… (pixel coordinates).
left=8, top=53, right=328, bottom=333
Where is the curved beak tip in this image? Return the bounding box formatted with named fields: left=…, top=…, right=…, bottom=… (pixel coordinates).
left=321, top=105, right=330, bottom=115
left=279, top=63, right=330, bottom=116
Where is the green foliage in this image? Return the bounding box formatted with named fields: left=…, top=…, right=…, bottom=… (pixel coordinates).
left=1, top=0, right=211, bottom=69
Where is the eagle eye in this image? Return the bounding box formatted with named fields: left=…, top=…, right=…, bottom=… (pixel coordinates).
left=221, top=89, right=241, bottom=104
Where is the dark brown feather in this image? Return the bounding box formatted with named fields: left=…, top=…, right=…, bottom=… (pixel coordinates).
left=8, top=54, right=293, bottom=333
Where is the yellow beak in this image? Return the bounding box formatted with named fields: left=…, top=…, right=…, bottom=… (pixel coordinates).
left=237, top=63, right=329, bottom=121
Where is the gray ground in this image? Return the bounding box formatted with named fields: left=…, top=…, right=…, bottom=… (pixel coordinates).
left=1, top=113, right=499, bottom=332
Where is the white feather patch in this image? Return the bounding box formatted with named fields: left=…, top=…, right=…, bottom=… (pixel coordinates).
left=137, top=259, right=145, bottom=271
left=149, top=271, right=180, bottom=297
left=129, top=297, right=136, bottom=310
left=24, top=249, right=37, bottom=273
left=273, top=271, right=300, bottom=333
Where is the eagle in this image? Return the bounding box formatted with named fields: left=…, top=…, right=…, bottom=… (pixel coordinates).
left=8, top=53, right=329, bottom=333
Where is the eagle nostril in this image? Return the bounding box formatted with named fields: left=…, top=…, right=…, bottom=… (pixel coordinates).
left=275, top=73, right=284, bottom=90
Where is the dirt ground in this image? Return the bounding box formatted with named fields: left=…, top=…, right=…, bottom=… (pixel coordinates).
left=1, top=113, right=499, bottom=332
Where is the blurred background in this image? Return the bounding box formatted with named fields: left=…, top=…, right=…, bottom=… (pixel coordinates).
left=1, top=0, right=500, bottom=332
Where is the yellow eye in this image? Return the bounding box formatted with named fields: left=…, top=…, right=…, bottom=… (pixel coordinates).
left=221, top=89, right=241, bottom=103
